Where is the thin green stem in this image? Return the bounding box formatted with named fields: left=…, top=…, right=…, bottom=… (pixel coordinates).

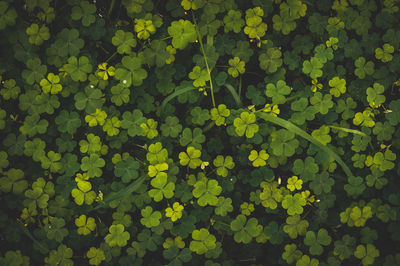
left=105, top=51, right=118, bottom=63
left=192, top=11, right=216, bottom=108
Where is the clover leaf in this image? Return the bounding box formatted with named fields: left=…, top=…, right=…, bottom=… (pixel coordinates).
left=215, top=196, right=233, bottom=216
left=71, top=1, right=96, bottom=27
left=0, top=2, right=17, bottom=30
left=19, top=114, right=48, bottom=137
left=286, top=176, right=302, bottom=192
left=40, top=150, right=62, bottom=173
left=105, top=224, right=130, bottom=247
left=282, top=244, right=302, bottom=264
left=114, top=157, right=140, bottom=183
left=21, top=57, right=47, bottom=85
left=74, top=86, right=103, bottom=114
left=134, top=19, right=156, bottom=40
left=45, top=245, right=73, bottom=266
left=103, top=117, right=121, bottom=136
left=366, top=83, right=385, bottom=108
left=110, top=84, right=130, bottom=106
left=161, top=116, right=182, bottom=137
left=45, top=217, right=68, bottom=242
left=354, top=244, right=380, bottom=266
left=188, top=66, right=209, bottom=87
left=314, top=44, right=333, bottom=63
left=228, top=57, right=245, bottom=78
left=148, top=174, right=175, bottom=202
left=81, top=154, right=105, bottom=178
left=270, top=129, right=299, bottom=157
left=189, top=228, right=216, bottom=255
left=40, top=73, right=62, bottom=94
left=310, top=92, right=333, bottom=115
left=0, top=168, right=27, bottom=194
left=193, top=179, right=222, bottom=206
left=165, top=202, right=184, bottom=222
left=233, top=112, right=259, bottom=138
left=79, top=133, right=102, bottom=154
left=282, top=193, right=306, bottom=215
left=344, top=176, right=366, bottom=197
left=179, top=128, right=206, bottom=150
left=260, top=180, right=283, bottom=209
left=75, top=214, right=96, bottom=235
left=265, top=80, right=291, bottom=105
left=375, top=43, right=394, bottom=62
left=190, top=107, right=210, bottom=126
left=210, top=104, right=230, bottom=126
left=259, top=48, right=283, bottom=73
left=283, top=214, right=309, bottom=239
left=112, top=30, right=137, bottom=55
left=168, top=19, right=197, bottom=50
left=115, top=55, right=148, bottom=87
left=304, top=229, right=332, bottom=256
left=1, top=79, right=20, bottom=100
left=292, top=156, right=319, bottom=182
left=55, top=110, right=81, bottom=135
left=333, top=234, right=356, bottom=260
left=248, top=149, right=269, bottom=167
left=64, top=56, right=92, bottom=82
left=147, top=142, right=169, bottom=165
left=140, top=206, right=162, bottom=228
left=26, top=23, right=50, bottom=45
left=354, top=57, right=375, bottom=79
left=311, top=125, right=331, bottom=145
left=71, top=181, right=96, bottom=205
left=230, top=214, right=262, bottom=244
left=121, top=110, right=146, bottom=137
left=302, top=57, right=323, bottom=79
left=244, top=7, right=268, bottom=40
left=310, top=171, right=334, bottom=195
left=140, top=118, right=158, bottom=139
left=223, top=10, right=244, bottom=33
left=86, top=247, right=106, bottom=266
left=213, top=155, right=235, bottom=177
left=329, top=77, right=346, bottom=97
left=353, top=109, right=375, bottom=128
left=85, top=108, right=107, bottom=127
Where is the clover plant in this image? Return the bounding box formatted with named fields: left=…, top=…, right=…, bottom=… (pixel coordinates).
left=0, top=0, right=399, bottom=265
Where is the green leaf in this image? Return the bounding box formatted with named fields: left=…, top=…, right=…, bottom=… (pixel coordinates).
left=265, top=80, right=291, bottom=105
left=148, top=174, right=175, bottom=202
left=192, top=179, right=222, bottom=206
left=74, top=86, right=103, bottom=114
left=71, top=1, right=96, bottom=27
left=21, top=57, right=47, bottom=85
left=282, top=193, right=306, bottom=215
left=114, top=55, right=148, bottom=87
left=304, top=229, right=332, bottom=255
left=81, top=154, right=105, bottom=178
left=214, top=196, right=233, bottom=216
left=233, top=112, right=259, bottom=138
left=112, top=30, right=137, bottom=54
left=168, top=19, right=197, bottom=50
left=230, top=214, right=262, bottom=244
left=354, top=57, right=375, bottom=79
left=121, top=109, right=146, bottom=137
left=0, top=2, right=17, bottom=30
left=114, top=157, right=140, bottom=183
left=223, top=10, right=244, bottom=33
left=64, top=56, right=92, bottom=82
left=329, top=77, right=346, bottom=97
left=213, top=155, right=235, bottom=177
left=283, top=214, right=309, bottom=239
left=45, top=217, right=68, bottom=242
left=302, top=57, right=323, bottom=79
left=86, top=247, right=106, bottom=265
left=110, top=84, right=130, bottom=106
left=71, top=181, right=96, bottom=206
left=45, top=244, right=73, bottom=266
left=26, top=23, right=50, bottom=45
left=75, top=214, right=96, bottom=235
left=160, top=116, right=182, bottom=137
left=354, top=244, right=380, bottom=266
left=270, top=129, right=299, bottom=157
left=140, top=206, right=162, bottom=228
left=55, top=110, right=81, bottom=135
left=19, top=114, right=48, bottom=137
left=0, top=168, right=27, bottom=194
left=189, top=228, right=216, bottom=255
left=105, top=224, right=130, bottom=247
left=259, top=48, right=283, bottom=73
left=282, top=244, right=302, bottom=264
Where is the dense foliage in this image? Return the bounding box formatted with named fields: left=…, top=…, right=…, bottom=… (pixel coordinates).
left=0, top=0, right=400, bottom=265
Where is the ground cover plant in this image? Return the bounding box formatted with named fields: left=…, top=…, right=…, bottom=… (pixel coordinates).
left=0, top=0, right=400, bottom=265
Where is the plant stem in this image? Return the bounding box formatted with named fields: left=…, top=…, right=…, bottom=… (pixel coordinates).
left=192, top=11, right=216, bottom=108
